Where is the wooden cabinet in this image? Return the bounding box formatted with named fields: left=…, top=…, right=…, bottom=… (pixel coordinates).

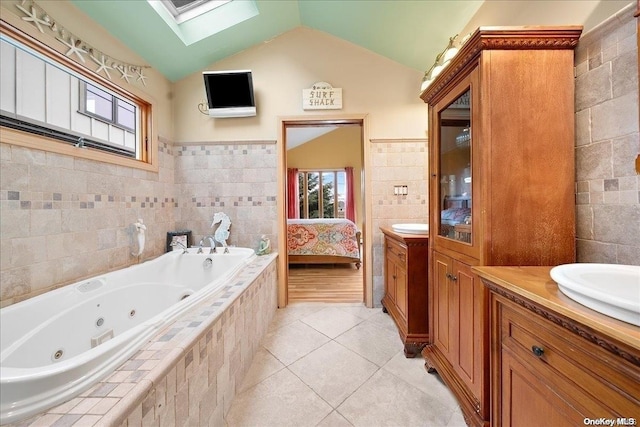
left=475, top=267, right=640, bottom=427
left=430, top=252, right=485, bottom=402
left=380, top=227, right=429, bottom=357
left=420, top=26, right=582, bottom=426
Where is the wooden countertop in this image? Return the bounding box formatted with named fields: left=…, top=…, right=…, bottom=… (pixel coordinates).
left=473, top=266, right=640, bottom=352
left=380, top=226, right=429, bottom=241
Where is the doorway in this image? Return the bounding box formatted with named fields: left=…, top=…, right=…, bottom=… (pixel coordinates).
left=276, top=115, right=372, bottom=308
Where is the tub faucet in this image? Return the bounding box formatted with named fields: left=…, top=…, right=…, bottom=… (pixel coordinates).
left=198, top=235, right=217, bottom=254
left=170, top=240, right=188, bottom=254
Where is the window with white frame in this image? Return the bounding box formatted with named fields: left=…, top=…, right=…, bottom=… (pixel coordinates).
left=298, top=170, right=346, bottom=219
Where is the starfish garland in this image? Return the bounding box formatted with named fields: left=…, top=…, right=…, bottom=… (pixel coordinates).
left=135, top=68, right=147, bottom=86
left=16, top=4, right=50, bottom=33
left=15, top=0, right=151, bottom=87
left=118, top=65, right=133, bottom=83
left=91, top=54, right=113, bottom=80
left=56, top=35, right=87, bottom=63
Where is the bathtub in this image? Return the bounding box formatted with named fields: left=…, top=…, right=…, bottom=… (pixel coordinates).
left=0, top=247, right=256, bottom=425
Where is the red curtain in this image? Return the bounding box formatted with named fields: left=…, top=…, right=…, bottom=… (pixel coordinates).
left=287, top=168, right=299, bottom=219
left=345, top=167, right=356, bottom=222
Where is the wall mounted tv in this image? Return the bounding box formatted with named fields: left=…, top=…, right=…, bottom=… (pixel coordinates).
left=203, top=70, right=256, bottom=118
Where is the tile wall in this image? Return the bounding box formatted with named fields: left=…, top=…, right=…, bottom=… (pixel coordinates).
left=173, top=142, right=278, bottom=253
left=574, top=4, right=640, bottom=265
left=0, top=137, right=176, bottom=307
left=370, top=139, right=428, bottom=306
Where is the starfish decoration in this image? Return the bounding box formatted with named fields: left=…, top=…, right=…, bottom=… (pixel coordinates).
left=135, top=68, right=148, bottom=86
left=91, top=54, right=113, bottom=80
left=118, top=65, right=132, bottom=83
left=16, top=4, right=51, bottom=33
left=56, top=36, right=87, bottom=63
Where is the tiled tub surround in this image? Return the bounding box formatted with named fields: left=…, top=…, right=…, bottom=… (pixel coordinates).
left=0, top=138, right=176, bottom=308
left=574, top=3, right=640, bottom=265
left=6, top=253, right=278, bottom=427
left=173, top=141, right=278, bottom=252
left=370, top=139, right=428, bottom=307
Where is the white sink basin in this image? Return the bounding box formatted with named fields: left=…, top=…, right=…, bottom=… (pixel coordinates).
left=391, top=223, right=429, bottom=234
left=550, top=263, right=640, bottom=326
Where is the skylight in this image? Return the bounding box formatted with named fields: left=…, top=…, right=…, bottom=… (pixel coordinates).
left=148, top=0, right=258, bottom=46
left=160, top=0, right=230, bottom=24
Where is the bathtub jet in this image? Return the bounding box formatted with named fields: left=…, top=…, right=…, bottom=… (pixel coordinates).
left=0, top=247, right=256, bottom=425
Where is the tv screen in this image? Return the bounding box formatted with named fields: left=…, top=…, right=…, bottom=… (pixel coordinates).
left=203, top=70, right=256, bottom=118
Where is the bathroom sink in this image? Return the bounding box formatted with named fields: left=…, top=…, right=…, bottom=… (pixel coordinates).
left=391, top=223, right=429, bottom=234
left=550, top=264, right=640, bottom=326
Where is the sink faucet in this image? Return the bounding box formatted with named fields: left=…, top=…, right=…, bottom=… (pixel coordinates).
left=198, top=235, right=217, bottom=254
left=169, top=240, right=188, bottom=254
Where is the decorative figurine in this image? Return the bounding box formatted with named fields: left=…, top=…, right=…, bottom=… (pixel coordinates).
left=257, top=235, right=271, bottom=255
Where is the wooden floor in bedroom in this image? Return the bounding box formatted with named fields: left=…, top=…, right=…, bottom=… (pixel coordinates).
left=288, top=264, right=363, bottom=303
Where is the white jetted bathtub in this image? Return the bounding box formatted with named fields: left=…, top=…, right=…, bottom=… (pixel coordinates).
left=0, top=247, right=256, bottom=425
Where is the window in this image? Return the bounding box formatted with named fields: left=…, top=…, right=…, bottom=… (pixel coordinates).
left=159, top=0, right=231, bottom=23
left=81, top=82, right=137, bottom=133
left=298, top=170, right=346, bottom=219
left=0, top=22, right=154, bottom=168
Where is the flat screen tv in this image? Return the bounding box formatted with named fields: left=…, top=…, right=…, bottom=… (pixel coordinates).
left=203, top=70, right=256, bottom=118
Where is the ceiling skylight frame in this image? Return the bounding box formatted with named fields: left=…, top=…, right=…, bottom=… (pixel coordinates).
left=160, top=0, right=231, bottom=24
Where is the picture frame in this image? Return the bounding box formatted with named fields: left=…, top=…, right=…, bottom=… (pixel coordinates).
left=166, top=230, right=192, bottom=252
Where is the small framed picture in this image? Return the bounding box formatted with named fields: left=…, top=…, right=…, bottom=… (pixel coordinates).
left=166, top=230, right=192, bottom=252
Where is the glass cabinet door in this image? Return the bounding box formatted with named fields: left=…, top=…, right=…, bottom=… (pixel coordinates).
left=438, top=90, right=472, bottom=244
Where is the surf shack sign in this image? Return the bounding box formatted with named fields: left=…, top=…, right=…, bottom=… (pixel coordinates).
left=302, top=82, right=342, bottom=110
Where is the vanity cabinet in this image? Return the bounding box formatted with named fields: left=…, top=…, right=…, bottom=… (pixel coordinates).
left=380, top=227, right=429, bottom=357
left=420, top=26, right=582, bottom=426
left=475, top=266, right=640, bottom=427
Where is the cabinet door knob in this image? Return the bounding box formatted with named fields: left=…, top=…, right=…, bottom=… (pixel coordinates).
left=451, top=275, right=457, bottom=282
left=531, top=345, right=544, bottom=357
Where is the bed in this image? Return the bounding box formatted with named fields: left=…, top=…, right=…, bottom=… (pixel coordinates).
left=287, top=218, right=362, bottom=269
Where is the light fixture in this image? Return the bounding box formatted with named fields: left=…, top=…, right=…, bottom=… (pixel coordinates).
left=420, top=34, right=468, bottom=93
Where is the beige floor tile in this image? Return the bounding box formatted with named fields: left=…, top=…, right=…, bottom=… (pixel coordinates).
left=317, top=410, right=354, bottom=427
left=337, top=369, right=452, bottom=426
left=237, top=347, right=285, bottom=393
left=334, top=321, right=403, bottom=367
left=268, top=304, right=327, bottom=332
left=336, top=305, right=381, bottom=320
left=289, top=341, right=378, bottom=408
left=446, top=408, right=468, bottom=427
left=262, top=320, right=331, bottom=366
left=363, top=311, right=398, bottom=333
left=226, top=369, right=332, bottom=427
left=382, top=352, right=459, bottom=410
left=300, top=307, right=365, bottom=339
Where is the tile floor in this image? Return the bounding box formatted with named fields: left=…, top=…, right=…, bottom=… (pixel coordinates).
left=226, top=303, right=466, bottom=427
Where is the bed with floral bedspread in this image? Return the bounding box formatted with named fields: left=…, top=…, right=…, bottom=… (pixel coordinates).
left=287, top=218, right=362, bottom=269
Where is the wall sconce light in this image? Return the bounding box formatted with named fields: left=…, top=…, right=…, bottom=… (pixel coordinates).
left=420, top=33, right=471, bottom=93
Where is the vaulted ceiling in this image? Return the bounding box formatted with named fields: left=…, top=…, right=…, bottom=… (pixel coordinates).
left=71, top=0, right=632, bottom=82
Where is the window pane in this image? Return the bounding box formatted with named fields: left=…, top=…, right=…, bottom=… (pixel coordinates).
left=307, top=172, right=319, bottom=219
left=336, top=171, right=346, bottom=218
left=298, top=173, right=304, bottom=218
left=116, top=99, right=136, bottom=130
left=322, top=172, right=335, bottom=218
left=86, top=84, right=112, bottom=121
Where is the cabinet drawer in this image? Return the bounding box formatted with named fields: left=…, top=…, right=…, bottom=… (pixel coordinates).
left=499, top=299, right=640, bottom=417
left=385, top=238, right=407, bottom=267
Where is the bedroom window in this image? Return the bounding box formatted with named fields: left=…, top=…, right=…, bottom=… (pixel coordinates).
left=298, top=170, right=346, bottom=219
